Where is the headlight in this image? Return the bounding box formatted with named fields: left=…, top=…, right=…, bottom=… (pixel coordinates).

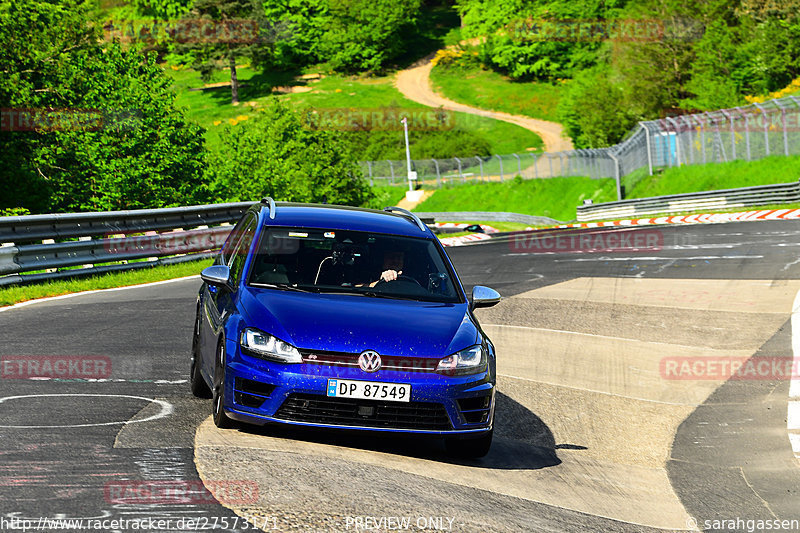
left=240, top=328, right=302, bottom=363
left=437, top=344, right=486, bottom=375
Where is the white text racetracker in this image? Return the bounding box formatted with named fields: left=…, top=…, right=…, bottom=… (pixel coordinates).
left=327, top=379, right=411, bottom=403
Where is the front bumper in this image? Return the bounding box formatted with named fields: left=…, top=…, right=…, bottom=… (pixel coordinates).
left=222, top=342, right=495, bottom=435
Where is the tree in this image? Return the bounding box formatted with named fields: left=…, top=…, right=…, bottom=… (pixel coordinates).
left=318, top=0, right=422, bottom=72
left=182, top=0, right=267, bottom=104
left=261, top=0, right=422, bottom=73
left=208, top=99, right=374, bottom=206
left=0, top=0, right=208, bottom=213
left=558, top=67, right=637, bottom=148
left=455, top=0, right=628, bottom=80
left=261, top=0, right=328, bottom=70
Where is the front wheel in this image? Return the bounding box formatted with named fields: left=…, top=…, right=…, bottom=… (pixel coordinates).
left=445, top=430, right=493, bottom=459
left=212, top=340, right=236, bottom=429
left=190, top=307, right=212, bottom=398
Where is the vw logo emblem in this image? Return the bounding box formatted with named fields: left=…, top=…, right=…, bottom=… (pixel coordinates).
left=358, top=351, right=382, bottom=372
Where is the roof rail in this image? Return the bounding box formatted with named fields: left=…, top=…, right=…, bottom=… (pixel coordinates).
left=383, top=206, right=427, bottom=232
left=261, top=197, right=276, bottom=219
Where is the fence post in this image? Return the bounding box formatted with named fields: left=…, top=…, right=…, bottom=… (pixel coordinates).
left=431, top=158, right=441, bottom=188
left=387, top=160, right=395, bottom=184
left=475, top=156, right=484, bottom=180
left=697, top=115, right=707, bottom=164
left=708, top=111, right=726, bottom=162
left=454, top=157, right=463, bottom=183
left=512, top=153, right=521, bottom=177
left=530, top=153, right=538, bottom=178
left=643, top=123, right=653, bottom=175
left=609, top=152, right=622, bottom=201
left=735, top=107, right=752, bottom=161
left=721, top=109, right=736, bottom=160
left=754, top=103, right=769, bottom=156
left=776, top=100, right=790, bottom=156
left=678, top=116, right=692, bottom=165
left=495, top=154, right=503, bottom=182
left=790, top=96, right=800, bottom=156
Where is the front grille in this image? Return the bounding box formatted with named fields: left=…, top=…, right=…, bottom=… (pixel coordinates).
left=274, top=393, right=452, bottom=431
left=299, top=350, right=439, bottom=373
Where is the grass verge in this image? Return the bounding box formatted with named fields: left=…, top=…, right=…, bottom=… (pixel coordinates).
left=413, top=177, right=616, bottom=221
left=0, top=259, right=212, bottom=308
left=623, top=155, right=800, bottom=198
left=166, top=67, right=543, bottom=155
left=430, top=64, right=564, bottom=122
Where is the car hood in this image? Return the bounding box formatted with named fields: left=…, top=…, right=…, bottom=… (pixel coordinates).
left=240, top=288, right=478, bottom=357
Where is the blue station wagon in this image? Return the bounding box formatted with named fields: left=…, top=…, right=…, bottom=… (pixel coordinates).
left=190, top=199, right=501, bottom=457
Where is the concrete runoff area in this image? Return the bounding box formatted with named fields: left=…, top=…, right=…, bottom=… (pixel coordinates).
left=193, top=277, right=800, bottom=530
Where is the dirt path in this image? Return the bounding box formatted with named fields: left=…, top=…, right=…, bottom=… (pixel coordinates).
left=395, top=58, right=573, bottom=153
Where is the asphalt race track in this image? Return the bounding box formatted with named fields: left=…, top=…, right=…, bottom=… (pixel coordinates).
left=2, top=220, right=800, bottom=533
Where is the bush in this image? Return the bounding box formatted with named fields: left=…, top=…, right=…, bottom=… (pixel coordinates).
left=208, top=99, right=374, bottom=207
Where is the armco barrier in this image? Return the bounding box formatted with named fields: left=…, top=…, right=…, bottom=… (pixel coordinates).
left=0, top=202, right=253, bottom=286
left=414, top=211, right=560, bottom=226
left=576, top=180, right=800, bottom=222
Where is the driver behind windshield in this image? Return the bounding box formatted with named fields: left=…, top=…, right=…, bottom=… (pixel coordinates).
left=367, top=251, right=405, bottom=287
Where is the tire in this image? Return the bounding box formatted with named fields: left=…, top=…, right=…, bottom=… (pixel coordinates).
left=445, top=430, right=493, bottom=459
left=212, top=340, right=236, bottom=429
left=190, top=307, right=212, bottom=398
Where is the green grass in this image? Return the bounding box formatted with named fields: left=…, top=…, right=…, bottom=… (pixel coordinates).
left=0, top=259, right=211, bottom=307
left=440, top=221, right=535, bottom=232
left=430, top=65, right=564, bottom=123
left=165, top=67, right=543, bottom=155
left=369, top=185, right=409, bottom=208
left=623, top=155, right=800, bottom=199
left=413, top=177, right=617, bottom=222
left=412, top=154, right=800, bottom=222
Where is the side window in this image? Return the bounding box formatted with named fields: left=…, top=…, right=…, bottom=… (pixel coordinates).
left=227, top=215, right=257, bottom=287
left=220, top=213, right=250, bottom=264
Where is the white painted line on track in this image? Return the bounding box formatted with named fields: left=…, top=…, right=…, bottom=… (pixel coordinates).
left=789, top=289, right=800, bottom=457
left=0, top=275, right=201, bottom=314
left=0, top=394, right=173, bottom=428
left=788, top=403, right=800, bottom=431
left=548, top=255, right=764, bottom=262
left=484, top=323, right=712, bottom=351
left=496, top=373, right=693, bottom=406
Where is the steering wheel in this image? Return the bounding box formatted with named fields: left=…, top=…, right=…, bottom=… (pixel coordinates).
left=375, top=275, right=423, bottom=287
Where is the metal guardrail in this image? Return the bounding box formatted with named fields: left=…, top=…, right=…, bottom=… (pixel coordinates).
left=414, top=211, right=561, bottom=226
left=576, top=180, right=800, bottom=222
left=0, top=202, right=253, bottom=286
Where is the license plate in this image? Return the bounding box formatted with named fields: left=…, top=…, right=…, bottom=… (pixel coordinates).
left=327, top=379, right=411, bottom=403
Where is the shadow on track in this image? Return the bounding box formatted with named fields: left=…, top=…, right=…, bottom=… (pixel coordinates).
left=227, top=392, right=562, bottom=471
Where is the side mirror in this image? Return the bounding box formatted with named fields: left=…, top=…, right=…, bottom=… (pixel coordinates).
left=471, top=285, right=501, bottom=310
left=201, top=265, right=233, bottom=291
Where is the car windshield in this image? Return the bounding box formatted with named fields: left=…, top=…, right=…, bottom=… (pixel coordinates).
left=247, top=227, right=462, bottom=303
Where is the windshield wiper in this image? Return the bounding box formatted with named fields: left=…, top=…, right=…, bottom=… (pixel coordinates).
left=250, top=283, right=319, bottom=293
